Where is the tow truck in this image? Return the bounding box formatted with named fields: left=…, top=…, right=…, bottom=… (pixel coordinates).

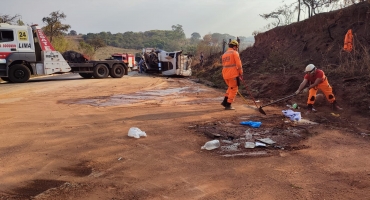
left=0, top=23, right=128, bottom=83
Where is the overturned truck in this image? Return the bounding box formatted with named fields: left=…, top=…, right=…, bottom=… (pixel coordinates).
left=141, top=48, right=192, bottom=76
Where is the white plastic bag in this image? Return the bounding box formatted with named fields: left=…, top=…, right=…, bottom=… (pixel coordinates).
left=128, top=127, right=147, bottom=139
left=282, top=109, right=301, bottom=121
left=201, top=139, right=220, bottom=150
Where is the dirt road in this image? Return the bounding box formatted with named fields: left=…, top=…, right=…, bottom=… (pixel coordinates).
left=0, top=73, right=369, bottom=200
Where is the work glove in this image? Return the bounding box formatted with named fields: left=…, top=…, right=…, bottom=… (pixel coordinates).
left=295, top=90, right=301, bottom=95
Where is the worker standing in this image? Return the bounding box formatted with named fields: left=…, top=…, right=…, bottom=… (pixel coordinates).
left=236, top=37, right=240, bottom=52
left=221, top=40, right=243, bottom=110
left=295, top=64, right=342, bottom=112
left=200, top=52, right=204, bottom=66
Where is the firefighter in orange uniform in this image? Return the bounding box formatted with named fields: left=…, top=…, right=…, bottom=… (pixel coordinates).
left=343, top=29, right=353, bottom=52
left=295, top=64, right=342, bottom=112
left=221, top=40, right=243, bottom=110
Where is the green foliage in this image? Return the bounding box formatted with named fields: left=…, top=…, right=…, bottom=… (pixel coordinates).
left=42, top=11, right=71, bottom=42
left=86, top=36, right=106, bottom=51
left=69, top=30, right=77, bottom=36
left=17, top=19, right=25, bottom=26
left=51, top=36, right=70, bottom=52
left=82, top=24, right=187, bottom=52
left=78, top=41, right=94, bottom=58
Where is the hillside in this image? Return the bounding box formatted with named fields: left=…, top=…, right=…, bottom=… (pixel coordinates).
left=193, top=2, right=370, bottom=132
left=65, top=35, right=140, bottom=60
left=94, top=46, right=140, bottom=60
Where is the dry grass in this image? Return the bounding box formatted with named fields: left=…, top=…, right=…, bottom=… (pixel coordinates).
left=65, top=36, right=140, bottom=60
left=94, top=46, right=140, bottom=60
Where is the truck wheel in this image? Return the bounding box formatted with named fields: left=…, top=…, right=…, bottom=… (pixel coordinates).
left=8, top=64, right=31, bottom=83
left=79, top=73, right=93, bottom=79
left=1, top=77, right=11, bottom=82
left=110, top=64, right=125, bottom=78
left=93, top=64, right=109, bottom=78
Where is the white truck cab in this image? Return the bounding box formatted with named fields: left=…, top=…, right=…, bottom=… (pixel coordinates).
left=0, top=23, right=128, bottom=83
left=0, top=23, right=70, bottom=83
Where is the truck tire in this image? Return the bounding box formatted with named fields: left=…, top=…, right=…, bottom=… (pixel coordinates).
left=8, top=64, right=31, bottom=83
left=93, top=64, right=109, bottom=79
left=1, top=77, right=11, bottom=82
left=109, top=64, right=125, bottom=78
left=79, top=73, right=93, bottom=79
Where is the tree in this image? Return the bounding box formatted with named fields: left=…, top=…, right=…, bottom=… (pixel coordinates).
left=42, top=11, right=71, bottom=43
left=86, top=36, right=106, bottom=52
left=17, top=19, right=25, bottom=26
left=69, top=30, right=77, bottom=36
left=260, top=10, right=284, bottom=27
left=191, top=32, right=201, bottom=41
left=0, top=14, right=21, bottom=24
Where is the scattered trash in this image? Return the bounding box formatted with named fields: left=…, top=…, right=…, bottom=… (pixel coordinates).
left=255, top=100, right=260, bottom=103
left=292, top=103, right=298, bottom=109
left=297, top=119, right=318, bottom=125
left=201, top=139, right=220, bottom=150
left=221, top=143, right=240, bottom=152
left=128, top=127, right=147, bottom=139
left=221, top=140, right=234, bottom=144
left=257, top=138, right=276, bottom=145
left=240, top=121, right=262, bottom=128
left=255, top=142, right=267, bottom=147
left=282, top=109, right=301, bottom=121
left=331, top=113, right=340, bottom=117
left=221, top=151, right=267, bottom=157
left=244, top=142, right=255, bottom=149
left=118, top=157, right=122, bottom=161
left=245, top=130, right=253, bottom=140
left=360, top=133, right=370, bottom=136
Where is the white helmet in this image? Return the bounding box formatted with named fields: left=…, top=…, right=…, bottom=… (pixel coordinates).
left=305, top=64, right=316, bottom=73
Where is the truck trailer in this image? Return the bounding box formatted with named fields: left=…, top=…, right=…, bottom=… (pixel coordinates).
left=0, top=23, right=128, bottom=83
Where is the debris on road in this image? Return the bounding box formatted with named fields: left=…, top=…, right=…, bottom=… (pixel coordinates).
left=128, top=127, right=147, bottom=138
left=201, top=139, right=220, bottom=150
left=240, top=121, right=262, bottom=128
left=257, top=138, right=276, bottom=145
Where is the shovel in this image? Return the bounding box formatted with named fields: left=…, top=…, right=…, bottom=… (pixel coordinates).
left=258, top=93, right=297, bottom=115
left=239, top=77, right=259, bottom=108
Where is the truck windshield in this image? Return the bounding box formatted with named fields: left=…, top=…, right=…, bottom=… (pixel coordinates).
left=112, top=56, right=126, bottom=61
left=112, top=56, right=123, bottom=61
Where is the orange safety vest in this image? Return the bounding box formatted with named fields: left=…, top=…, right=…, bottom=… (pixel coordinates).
left=221, top=48, right=242, bottom=79
left=343, top=29, right=353, bottom=52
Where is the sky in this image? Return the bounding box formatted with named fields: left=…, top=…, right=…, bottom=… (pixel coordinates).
left=2, top=0, right=295, bottom=38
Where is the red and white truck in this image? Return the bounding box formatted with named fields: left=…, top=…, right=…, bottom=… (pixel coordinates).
left=111, top=53, right=137, bottom=70
left=0, top=23, right=128, bottom=83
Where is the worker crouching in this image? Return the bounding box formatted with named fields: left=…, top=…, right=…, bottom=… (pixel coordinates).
left=295, top=64, right=343, bottom=112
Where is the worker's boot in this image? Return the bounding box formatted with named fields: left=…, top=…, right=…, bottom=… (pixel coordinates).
left=306, top=104, right=314, bottom=113
left=225, top=102, right=235, bottom=110
left=221, top=97, right=228, bottom=108
left=331, top=100, right=343, bottom=111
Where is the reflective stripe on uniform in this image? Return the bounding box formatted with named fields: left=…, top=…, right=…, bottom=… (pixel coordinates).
left=223, top=64, right=236, bottom=68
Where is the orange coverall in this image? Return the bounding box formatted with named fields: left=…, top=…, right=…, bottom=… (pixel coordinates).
left=343, top=29, right=353, bottom=52
left=305, top=69, right=336, bottom=105
left=222, top=48, right=243, bottom=103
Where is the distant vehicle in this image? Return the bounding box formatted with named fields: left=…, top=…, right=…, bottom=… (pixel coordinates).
left=111, top=53, right=137, bottom=71
left=141, top=48, right=192, bottom=76
left=0, top=23, right=128, bottom=83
